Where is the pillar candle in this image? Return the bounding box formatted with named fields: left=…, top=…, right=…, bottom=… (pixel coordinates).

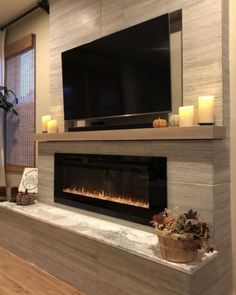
left=179, top=105, right=194, bottom=127
left=41, top=115, right=51, bottom=133
left=198, top=96, right=214, bottom=125
left=47, top=119, right=58, bottom=133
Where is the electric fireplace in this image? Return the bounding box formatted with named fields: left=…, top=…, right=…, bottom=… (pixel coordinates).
left=54, top=153, right=167, bottom=225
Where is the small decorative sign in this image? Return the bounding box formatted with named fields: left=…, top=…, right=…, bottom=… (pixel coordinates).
left=19, top=168, right=38, bottom=193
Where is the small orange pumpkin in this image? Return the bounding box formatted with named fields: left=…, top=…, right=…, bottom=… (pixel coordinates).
left=153, top=118, right=168, bottom=128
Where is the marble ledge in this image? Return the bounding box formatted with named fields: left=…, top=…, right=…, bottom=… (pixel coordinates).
left=0, top=202, right=217, bottom=275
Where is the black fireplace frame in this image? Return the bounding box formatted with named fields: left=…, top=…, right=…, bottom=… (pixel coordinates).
left=54, top=153, right=167, bottom=225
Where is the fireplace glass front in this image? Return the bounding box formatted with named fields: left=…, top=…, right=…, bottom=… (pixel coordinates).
left=54, top=153, right=167, bottom=225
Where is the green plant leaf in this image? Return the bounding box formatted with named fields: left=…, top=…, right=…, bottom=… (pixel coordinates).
left=0, top=85, right=18, bottom=115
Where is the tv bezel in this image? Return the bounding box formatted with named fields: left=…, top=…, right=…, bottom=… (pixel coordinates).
left=61, top=13, right=172, bottom=123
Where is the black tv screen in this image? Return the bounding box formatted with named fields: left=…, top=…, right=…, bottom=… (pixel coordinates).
left=62, top=13, right=171, bottom=121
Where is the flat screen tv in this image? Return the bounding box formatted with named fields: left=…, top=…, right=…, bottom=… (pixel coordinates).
left=61, top=13, right=171, bottom=125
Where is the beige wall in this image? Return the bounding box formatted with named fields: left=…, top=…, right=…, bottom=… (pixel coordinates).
left=5, top=9, right=49, bottom=187
left=230, top=0, right=236, bottom=293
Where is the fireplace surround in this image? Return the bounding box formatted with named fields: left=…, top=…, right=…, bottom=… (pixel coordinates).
left=54, top=153, right=167, bottom=225
left=24, top=0, right=230, bottom=292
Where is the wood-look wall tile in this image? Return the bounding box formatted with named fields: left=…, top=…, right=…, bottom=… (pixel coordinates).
left=48, top=0, right=225, bottom=130
left=182, top=0, right=223, bottom=124
left=213, top=182, right=231, bottom=250
left=97, top=242, right=189, bottom=295
left=168, top=181, right=214, bottom=223
left=32, top=219, right=99, bottom=294
left=0, top=209, right=34, bottom=261
left=190, top=250, right=232, bottom=295
left=101, top=0, right=124, bottom=36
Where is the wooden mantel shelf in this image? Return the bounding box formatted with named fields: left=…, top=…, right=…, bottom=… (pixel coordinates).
left=33, top=126, right=226, bottom=142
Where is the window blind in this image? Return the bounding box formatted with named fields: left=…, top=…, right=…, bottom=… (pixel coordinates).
left=5, top=35, right=35, bottom=171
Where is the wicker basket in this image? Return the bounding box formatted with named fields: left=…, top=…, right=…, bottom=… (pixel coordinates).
left=156, top=229, right=198, bottom=263
left=16, top=192, right=36, bottom=206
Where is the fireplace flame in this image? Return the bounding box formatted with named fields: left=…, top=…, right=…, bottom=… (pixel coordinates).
left=63, top=187, right=149, bottom=209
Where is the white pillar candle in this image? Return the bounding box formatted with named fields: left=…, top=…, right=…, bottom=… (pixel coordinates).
left=47, top=119, right=58, bottom=133
left=179, top=105, right=194, bottom=127
left=41, top=115, right=51, bottom=133
left=198, top=96, right=214, bottom=125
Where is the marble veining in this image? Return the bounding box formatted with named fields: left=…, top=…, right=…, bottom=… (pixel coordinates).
left=0, top=202, right=217, bottom=275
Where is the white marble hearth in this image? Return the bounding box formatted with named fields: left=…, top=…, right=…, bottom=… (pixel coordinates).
left=0, top=201, right=217, bottom=274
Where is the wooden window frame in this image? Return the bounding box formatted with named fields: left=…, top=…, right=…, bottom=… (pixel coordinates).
left=5, top=34, right=36, bottom=173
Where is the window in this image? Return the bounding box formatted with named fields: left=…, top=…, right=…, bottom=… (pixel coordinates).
left=5, top=34, right=35, bottom=171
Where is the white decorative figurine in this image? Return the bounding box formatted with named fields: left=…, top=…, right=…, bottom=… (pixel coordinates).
left=169, top=114, right=179, bottom=127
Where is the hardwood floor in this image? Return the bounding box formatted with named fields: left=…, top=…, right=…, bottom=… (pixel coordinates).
left=0, top=247, right=85, bottom=295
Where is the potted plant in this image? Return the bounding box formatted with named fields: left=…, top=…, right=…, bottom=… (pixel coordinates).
left=0, top=86, right=18, bottom=202
left=0, top=86, right=18, bottom=115
left=151, top=208, right=212, bottom=263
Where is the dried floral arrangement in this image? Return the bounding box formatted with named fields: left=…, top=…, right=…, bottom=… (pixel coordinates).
left=151, top=208, right=213, bottom=252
